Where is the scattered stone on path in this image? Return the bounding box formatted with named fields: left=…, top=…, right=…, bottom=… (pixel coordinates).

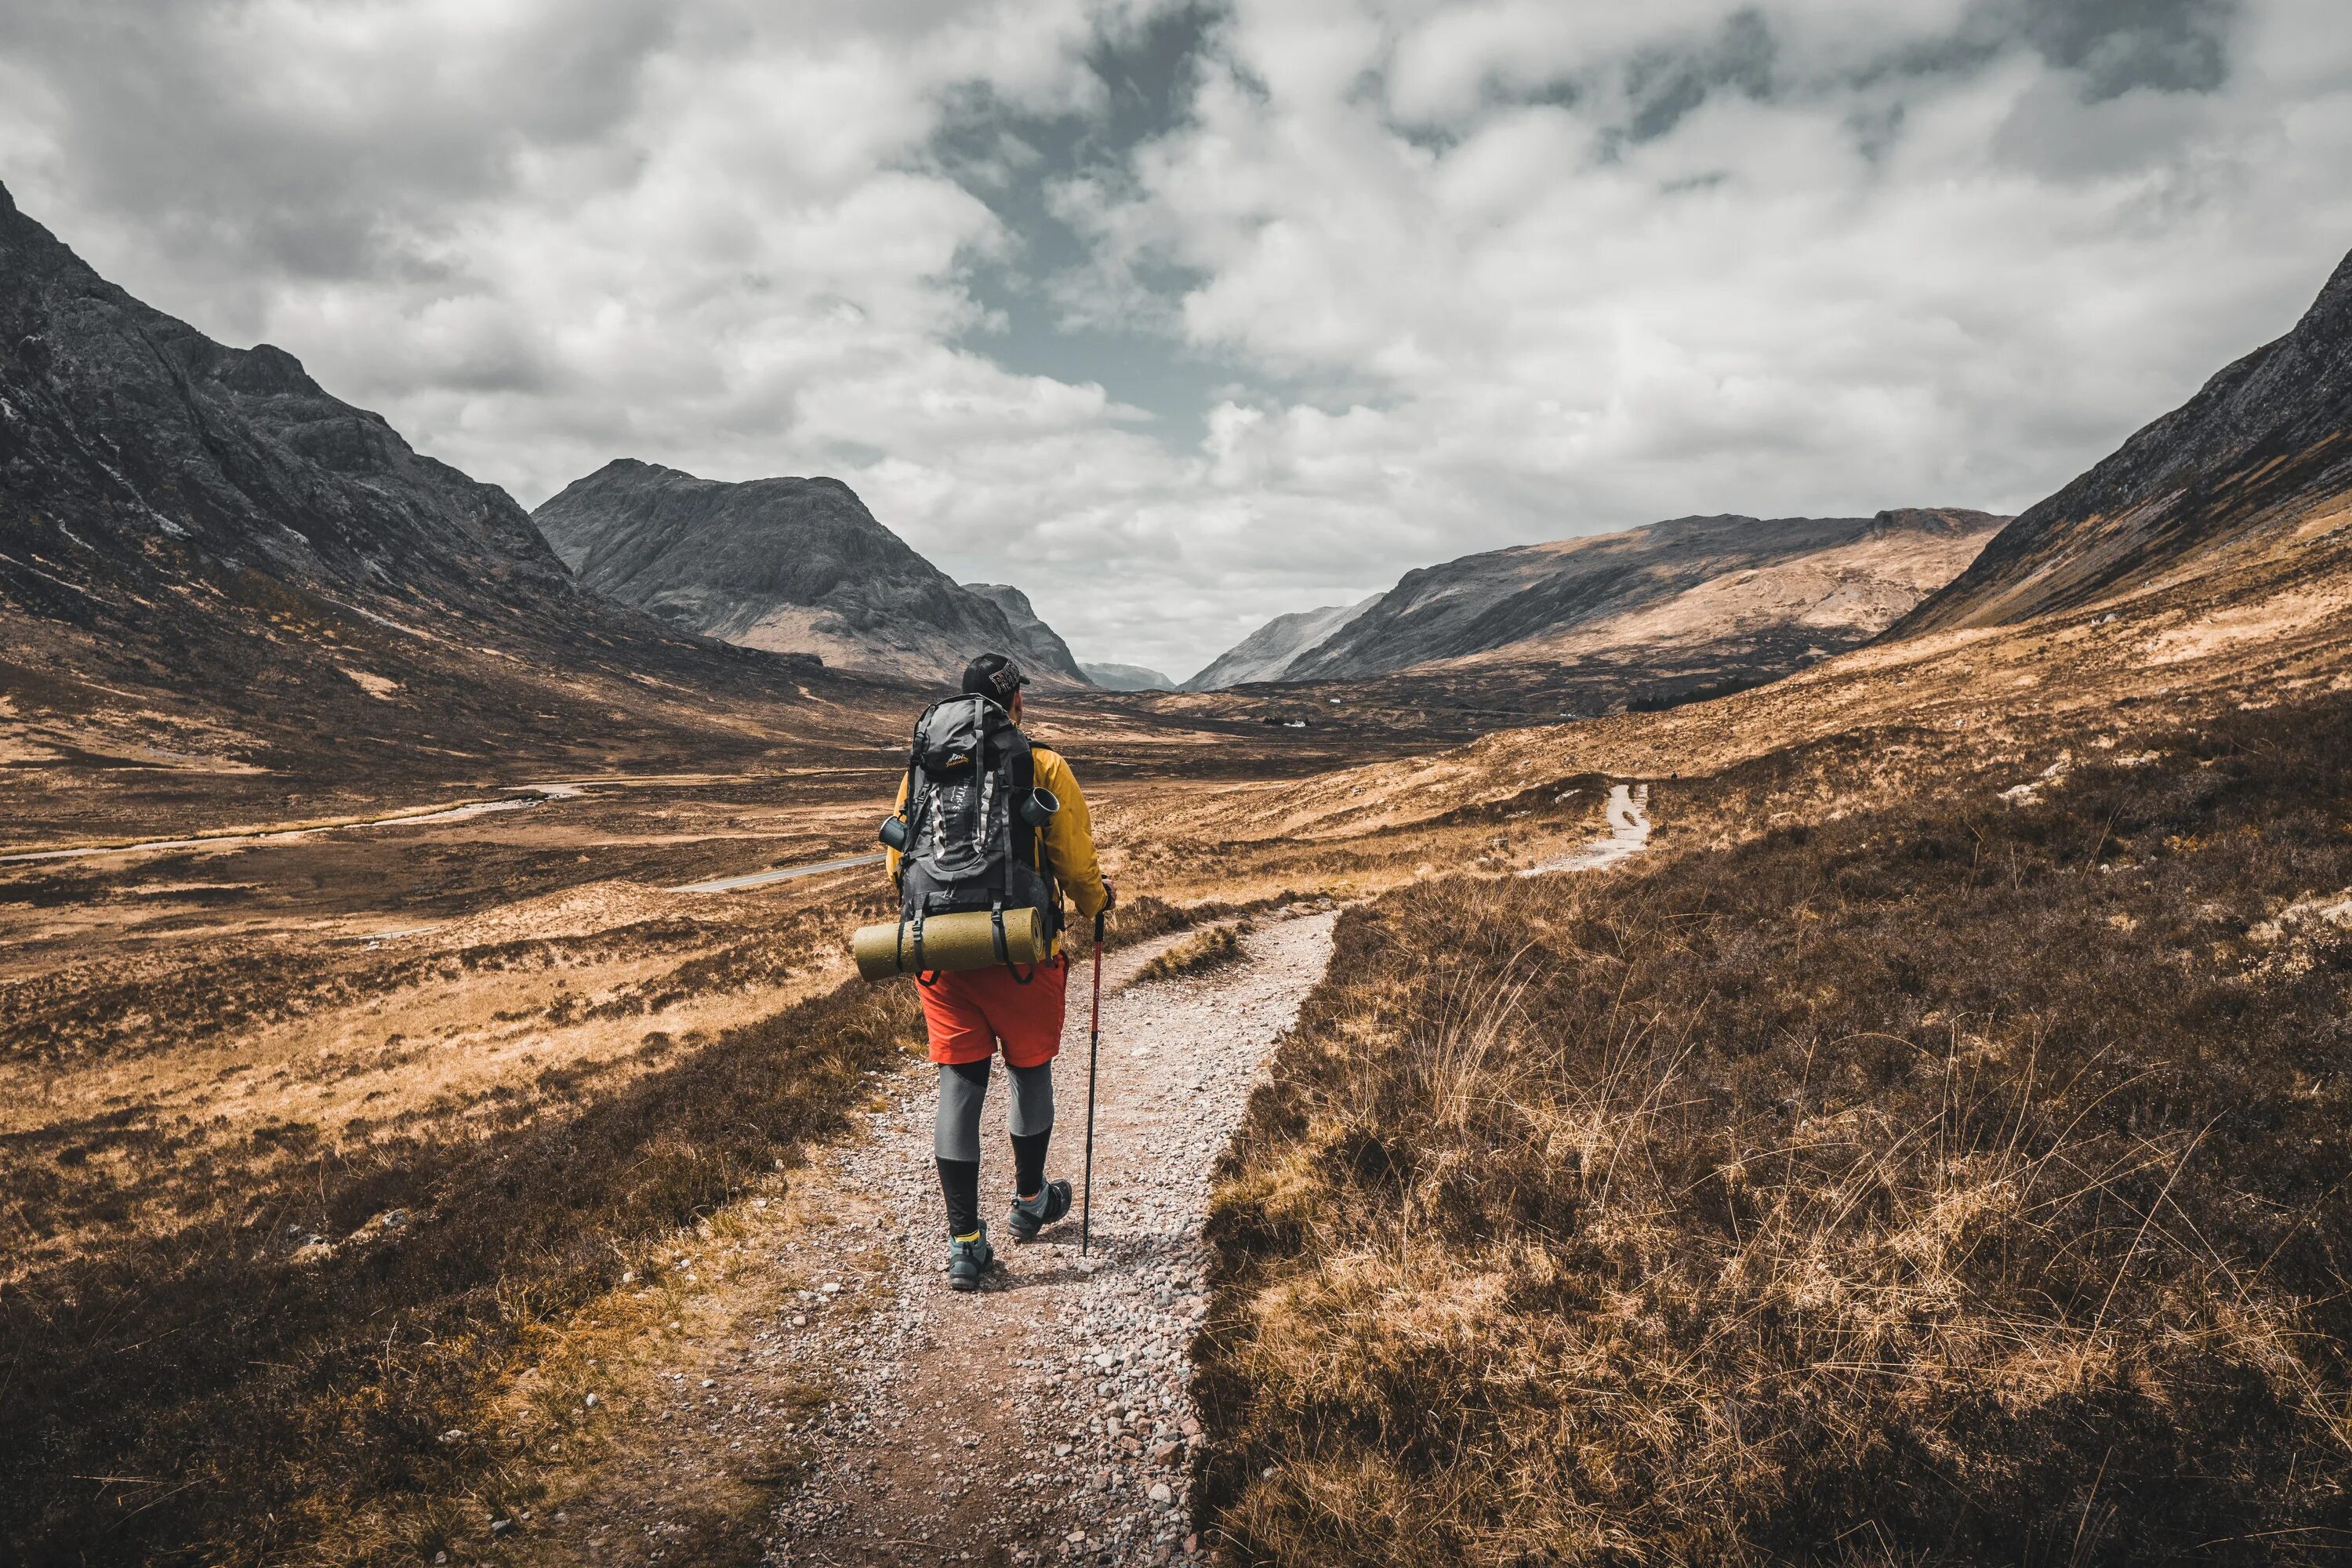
left=760, top=909, right=1341, bottom=1566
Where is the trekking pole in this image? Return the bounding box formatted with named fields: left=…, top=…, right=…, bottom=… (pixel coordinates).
left=1081, top=909, right=1106, bottom=1258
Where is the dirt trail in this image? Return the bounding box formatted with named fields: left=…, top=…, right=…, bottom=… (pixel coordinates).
left=501, top=910, right=1336, bottom=1568
left=754, top=908, right=1341, bottom=1566
left=1520, top=781, right=1650, bottom=875
left=506, top=797, right=1653, bottom=1566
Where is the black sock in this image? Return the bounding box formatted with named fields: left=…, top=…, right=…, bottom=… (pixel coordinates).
left=936, top=1157, right=980, bottom=1237
left=1011, top=1129, right=1051, bottom=1198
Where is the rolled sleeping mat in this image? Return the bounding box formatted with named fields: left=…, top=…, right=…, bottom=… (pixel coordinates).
left=851, top=906, right=1048, bottom=982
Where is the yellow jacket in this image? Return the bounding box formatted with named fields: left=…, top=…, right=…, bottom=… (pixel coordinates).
left=887, top=743, right=1109, bottom=939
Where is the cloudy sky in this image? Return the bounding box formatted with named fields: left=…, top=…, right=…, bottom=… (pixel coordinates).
left=3, top=0, right=2350, bottom=680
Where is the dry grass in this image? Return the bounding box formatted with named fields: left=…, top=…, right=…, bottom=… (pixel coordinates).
left=1197, top=694, right=2352, bottom=1566
left=0, top=739, right=1392, bottom=1566
left=0, top=975, right=923, bottom=1564
left=1138, top=923, right=1254, bottom=985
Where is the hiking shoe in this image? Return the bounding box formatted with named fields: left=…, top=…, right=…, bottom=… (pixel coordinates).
left=1007, top=1178, right=1073, bottom=1242
left=947, top=1224, right=996, bottom=1292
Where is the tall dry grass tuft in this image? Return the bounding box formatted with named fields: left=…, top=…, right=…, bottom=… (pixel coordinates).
left=1139, top=923, right=1254, bottom=985
left=1198, top=695, right=2352, bottom=1566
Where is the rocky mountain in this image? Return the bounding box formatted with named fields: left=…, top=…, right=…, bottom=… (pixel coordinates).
left=964, top=583, right=1089, bottom=684
left=1188, top=512, right=2002, bottom=706
left=1184, top=597, right=1380, bottom=690
left=532, top=463, right=1085, bottom=687
left=0, top=180, right=834, bottom=786
left=1081, top=662, right=1175, bottom=691
left=1902, top=246, right=2352, bottom=633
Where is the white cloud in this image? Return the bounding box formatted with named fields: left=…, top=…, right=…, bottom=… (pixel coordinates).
left=2, top=0, right=2350, bottom=682
left=1030, top=0, right=2352, bottom=670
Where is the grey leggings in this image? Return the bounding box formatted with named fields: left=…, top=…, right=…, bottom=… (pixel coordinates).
left=934, top=1058, right=1054, bottom=1161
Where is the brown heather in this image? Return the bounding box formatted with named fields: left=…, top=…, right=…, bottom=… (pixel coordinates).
left=0, top=865, right=1272, bottom=1566
left=0, top=975, right=922, bottom=1564
left=1196, top=695, right=2352, bottom=1566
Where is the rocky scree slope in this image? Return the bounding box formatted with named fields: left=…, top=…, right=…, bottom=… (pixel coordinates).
left=0, top=180, right=815, bottom=775
left=1183, top=597, right=1380, bottom=690
left=532, top=461, right=1086, bottom=687
left=1903, top=244, right=2352, bottom=633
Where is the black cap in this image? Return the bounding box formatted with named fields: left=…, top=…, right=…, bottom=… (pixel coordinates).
left=961, top=652, right=1029, bottom=701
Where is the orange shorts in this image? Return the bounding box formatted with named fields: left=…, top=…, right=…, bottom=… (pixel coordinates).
left=916, top=954, right=1069, bottom=1068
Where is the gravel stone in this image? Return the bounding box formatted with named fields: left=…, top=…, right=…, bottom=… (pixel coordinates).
left=761, top=910, right=1340, bottom=1566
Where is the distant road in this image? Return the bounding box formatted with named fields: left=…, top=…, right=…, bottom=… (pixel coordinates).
left=667, top=852, right=885, bottom=895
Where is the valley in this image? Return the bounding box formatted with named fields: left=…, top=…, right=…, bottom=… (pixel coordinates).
left=5, top=169, right=2352, bottom=1568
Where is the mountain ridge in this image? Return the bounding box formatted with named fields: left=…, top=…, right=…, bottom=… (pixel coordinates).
left=1900, top=245, right=2352, bottom=633
left=1184, top=597, right=1380, bottom=690
left=1082, top=662, right=1175, bottom=691
left=0, top=179, right=837, bottom=782
left=964, top=583, right=1090, bottom=684
left=531, top=460, right=1086, bottom=688
left=1183, top=510, right=2005, bottom=715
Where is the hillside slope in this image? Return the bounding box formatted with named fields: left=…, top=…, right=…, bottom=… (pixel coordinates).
left=0, top=181, right=839, bottom=797
left=1904, top=245, right=2352, bottom=632
left=1184, top=597, right=1378, bottom=690
left=1082, top=662, right=1175, bottom=691
left=1290, top=510, right=2002, bottom=682
left=532, top=462, right=1084, bottom=687
left=964, top=583, right=1090, bottom=684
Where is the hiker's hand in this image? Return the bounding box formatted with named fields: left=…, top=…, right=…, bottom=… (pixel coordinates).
left=1100, top=879, right=1117, bottom=912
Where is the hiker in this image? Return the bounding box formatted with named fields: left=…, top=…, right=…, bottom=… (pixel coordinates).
left=884, top=652, right=1114, bottom=1290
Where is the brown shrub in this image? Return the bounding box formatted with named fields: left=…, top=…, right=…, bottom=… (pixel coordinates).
left=1197, top=695, right=2352, bottom=1566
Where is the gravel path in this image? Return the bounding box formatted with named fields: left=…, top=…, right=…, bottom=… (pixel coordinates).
left=760, top=906, right=1342, bottom=1567
left=1520, top=782, right=1649, bottom=875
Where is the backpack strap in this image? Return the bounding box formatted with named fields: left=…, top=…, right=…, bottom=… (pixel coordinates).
left=898, top=703, right=940, bottom=895
left=993, top=728, right=1036, bottom=902
left=992, top=900, right=1036, bottom=984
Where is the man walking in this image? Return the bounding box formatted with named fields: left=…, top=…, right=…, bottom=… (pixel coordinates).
left=884, top=652, right=1113, bottom=1290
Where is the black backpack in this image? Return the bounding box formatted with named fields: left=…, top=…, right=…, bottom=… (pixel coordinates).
left=891, top=694, right=1059, bottom=973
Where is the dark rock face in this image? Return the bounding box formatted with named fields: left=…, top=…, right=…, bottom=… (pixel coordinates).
left=0, top=183, right=570, bottom=613
left=963, top=583, right=1089, bottom=684
left=0, top=179, right=819, bottom=776
left=1237, top=510, right=2003, bottom=683
left=532, top=462, right=1083, bottom=686
left=1903, top=246, right=2352, bottom=632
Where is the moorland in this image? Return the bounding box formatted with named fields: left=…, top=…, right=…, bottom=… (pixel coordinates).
left=5, top=172, right=2352, bottom=1567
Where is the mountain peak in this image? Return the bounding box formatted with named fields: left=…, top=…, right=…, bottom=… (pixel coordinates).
left=1903, top=244, right=2352, bottom=633
left=965, top=583, right=1088, bottom=685
left=1189, top=510, right=2005, bottom=701
left=0, top=179, right=822, bottom=769
left=531, top=464, right=1086, bottom=686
